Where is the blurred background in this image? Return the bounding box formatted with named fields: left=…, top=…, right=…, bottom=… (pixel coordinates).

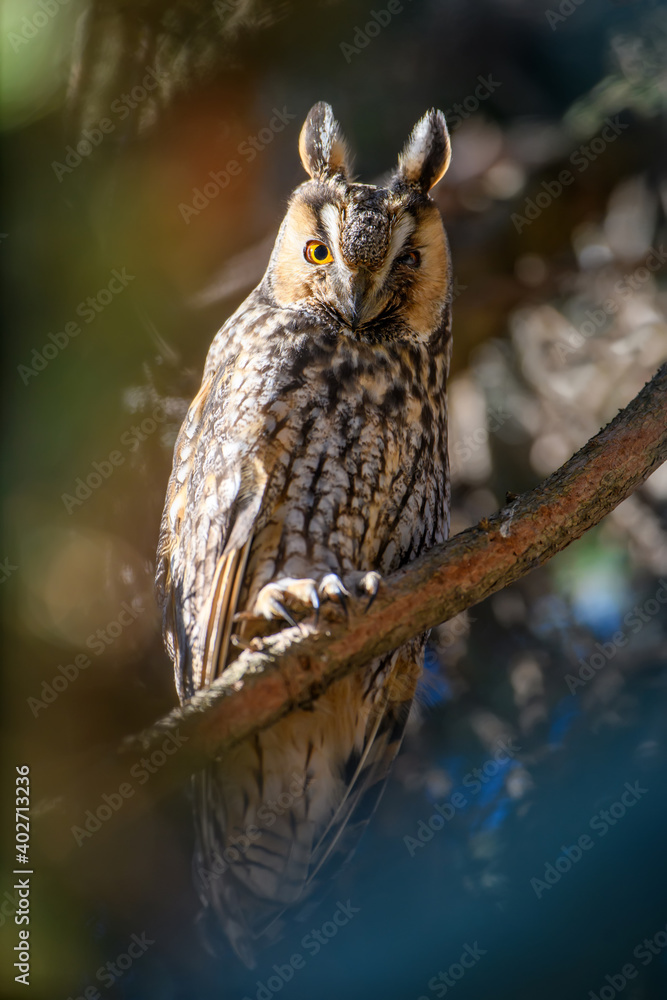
left=2, top=0, right=667, bottom=997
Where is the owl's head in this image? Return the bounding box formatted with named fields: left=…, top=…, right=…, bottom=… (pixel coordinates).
left=264, top=102, right=452, bottom=346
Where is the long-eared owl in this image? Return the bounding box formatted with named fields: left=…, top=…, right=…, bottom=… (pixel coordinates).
left=156, top=102, right=453, bottom=966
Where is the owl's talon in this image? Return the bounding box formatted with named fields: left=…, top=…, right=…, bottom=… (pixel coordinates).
left=342, top=570, right=382, bottom=612
left=254, top=577, right=320, bottom=625
left=271, top=599, right=297, bottom=627
left=358, top=571, right=382, bottom=612
left=318, top=574, right=351, bottom=617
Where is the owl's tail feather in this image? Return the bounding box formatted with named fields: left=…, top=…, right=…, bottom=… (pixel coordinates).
left=191, top=648, right=423, bottom=967
left=193, top=766, right=317, bottom=967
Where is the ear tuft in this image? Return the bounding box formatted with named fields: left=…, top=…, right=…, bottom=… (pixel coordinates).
left=394, top=109, right=451, bottom=193
left=299, top=102, right=350, bottom=181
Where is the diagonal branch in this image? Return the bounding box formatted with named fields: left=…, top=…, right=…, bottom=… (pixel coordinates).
left=46, top=364, right=667, bottom=846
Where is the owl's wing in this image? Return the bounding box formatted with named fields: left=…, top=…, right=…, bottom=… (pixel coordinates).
left=157, top=334, right=423, bottom=964
left=156, top=362, right=268, bottom=699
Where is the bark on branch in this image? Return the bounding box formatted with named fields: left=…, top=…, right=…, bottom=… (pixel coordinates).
left=47, top=364, right=667, bottom=847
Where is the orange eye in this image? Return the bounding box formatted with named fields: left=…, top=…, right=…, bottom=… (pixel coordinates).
left=304, top=240, right=333, bottom=265
left=397, top=250, right=421, bottom=268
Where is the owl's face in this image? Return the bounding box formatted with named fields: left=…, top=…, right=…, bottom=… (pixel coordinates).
left=264, top=103, right=452, bottom=346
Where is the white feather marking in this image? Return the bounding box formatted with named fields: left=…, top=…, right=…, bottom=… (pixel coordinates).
left=320, top=203, right=344, bottom=267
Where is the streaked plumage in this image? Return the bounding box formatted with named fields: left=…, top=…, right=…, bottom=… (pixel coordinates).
left=156, top=101, right=453, bottom=965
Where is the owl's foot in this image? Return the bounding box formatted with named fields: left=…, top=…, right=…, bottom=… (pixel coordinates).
left=345, top=570, right=382, bottom=612
left=253, top=572, right=354, bottom=625
left=253, top=572, right=379, bottom=626
left=253, top=577, right=320, bottom=626
left=318, top=573, right=352, bottom=618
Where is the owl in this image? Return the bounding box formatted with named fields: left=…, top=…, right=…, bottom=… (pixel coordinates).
left=156, top=102, right=453, bottom=966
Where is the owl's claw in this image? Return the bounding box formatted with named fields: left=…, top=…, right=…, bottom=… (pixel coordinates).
left=340, top=570, right=382, bottom=613
left=268, top=598, right=298, bottom=627
left=253, top=572, right=378, bottom=626
left=254, top=578, right=320, bottom=625
left=357, top=571, right=382, bottom=612
left=318, top=574, right=351, bottom=619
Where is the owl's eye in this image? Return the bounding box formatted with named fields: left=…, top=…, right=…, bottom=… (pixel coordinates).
left=304, top=240, right=334, bottom=265
left=397, top=250, right=421, bottom=268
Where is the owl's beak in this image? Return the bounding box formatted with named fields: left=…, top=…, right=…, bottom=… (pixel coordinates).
left=340, top=268, right=372, bottom=330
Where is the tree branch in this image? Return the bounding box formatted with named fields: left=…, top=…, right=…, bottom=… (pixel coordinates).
left=46, top=364, right=667, bottom=847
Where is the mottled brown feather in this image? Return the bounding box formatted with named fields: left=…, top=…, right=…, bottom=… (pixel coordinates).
left=156, top=102, right=453, bottom=965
